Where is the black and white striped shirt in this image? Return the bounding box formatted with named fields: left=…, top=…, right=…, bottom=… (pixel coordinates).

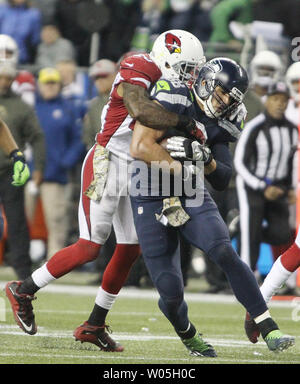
left=234, top=113, right=298, bottom=190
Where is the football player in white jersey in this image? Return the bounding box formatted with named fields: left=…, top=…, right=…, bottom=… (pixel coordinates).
left=0, top=34, right=36, bottom=106
left=5, top=30, right=208, bottom=351
left=286, top=61, right=300, bottom=126
left=250, top=50, right=282, bottom=99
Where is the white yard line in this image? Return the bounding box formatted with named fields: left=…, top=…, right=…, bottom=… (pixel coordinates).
left=0, top=282, right=297, bottom=308
left=0, top=351, right=297, bottom=364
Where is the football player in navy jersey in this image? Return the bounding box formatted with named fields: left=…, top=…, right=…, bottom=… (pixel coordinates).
left=129, top=57, right=295, bottom=356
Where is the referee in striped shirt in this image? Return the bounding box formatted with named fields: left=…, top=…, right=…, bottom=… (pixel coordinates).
left=234, top=81, right=298, bottom=272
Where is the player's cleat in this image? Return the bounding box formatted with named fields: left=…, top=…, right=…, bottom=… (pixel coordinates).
left=4, top=281, right=37, bottom=335
left=182, top=333, right=217, bottom=357
left=244, top=311, right=260, bottom=343
left=264, top=330, right=295, bottom=352
left=73, top=321, right=124, bottom=352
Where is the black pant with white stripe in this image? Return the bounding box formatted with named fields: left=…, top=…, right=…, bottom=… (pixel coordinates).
left=237, top=176, right=292, bottom=271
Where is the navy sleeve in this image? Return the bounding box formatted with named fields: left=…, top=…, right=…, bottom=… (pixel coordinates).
left=205, top=142, right=232, bottom=191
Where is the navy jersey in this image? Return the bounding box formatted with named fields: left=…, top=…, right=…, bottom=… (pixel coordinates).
left=150, top=78, right=239, bottom=146
left=151, top=78, right=236, bottom=192
left=131, top=78, right=237, bottom=199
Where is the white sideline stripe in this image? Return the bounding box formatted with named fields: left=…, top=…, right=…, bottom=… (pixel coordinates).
left=0, top=282, right=296, bottom=308
left=0, top=351, right=295, bottom=364
left=0, top=328, right=289, bottom=348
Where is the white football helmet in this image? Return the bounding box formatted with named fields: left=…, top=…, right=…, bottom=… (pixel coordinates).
left=286, top=62, right=300, bottom=103
left=150, top=29, right=206, bottom=87
left=250, top=50, right=282, bottom=88
left=0, top=34, right=18, bottom=65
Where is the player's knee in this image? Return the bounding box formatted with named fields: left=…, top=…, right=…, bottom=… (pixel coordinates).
left=208, top=242, right=238, bottom=269
left=155, top=271, right=184, bottom=305
left=76, top=238, right=101, bottom=263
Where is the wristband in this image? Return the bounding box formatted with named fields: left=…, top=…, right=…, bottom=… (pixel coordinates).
left=9, top=149, right=25, bottom=162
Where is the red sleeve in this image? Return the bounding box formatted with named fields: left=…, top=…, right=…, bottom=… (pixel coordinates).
left=119, top=53, right=161, bottom=90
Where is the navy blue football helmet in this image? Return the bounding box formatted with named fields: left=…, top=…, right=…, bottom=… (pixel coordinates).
left=193, top=57, right=249, bottom=119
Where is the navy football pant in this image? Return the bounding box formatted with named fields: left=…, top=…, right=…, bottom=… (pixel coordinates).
left=131, top=191, right=268, bottom=333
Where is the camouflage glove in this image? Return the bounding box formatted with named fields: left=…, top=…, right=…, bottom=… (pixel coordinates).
left=9, top=149, right=30, bottom=187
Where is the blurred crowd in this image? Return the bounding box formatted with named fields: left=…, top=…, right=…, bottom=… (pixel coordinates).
left=0, top=0, right=300, bottom=292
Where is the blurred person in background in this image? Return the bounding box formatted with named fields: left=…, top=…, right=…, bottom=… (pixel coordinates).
left=0, top=117, right=31, bottom=240
left=83, top=59, right=117, bottom=150
left=234, top=81, right=297, bottom=281
left=55, top=0, right=93, bottom=67
left=286, top=62, right=300, bottom=127
left=0, top=34, right=36, bottom=106
left=250, top=50, right=283, bottom=99
left=0, top=0, right=41, bottom=64
left=0, top=60, right=45, bottom=279
left=209, top=0, right=253, bottom=49
left=56, top=59, right=94, bottom=106
left=55, top=59, right=88, bottom=245
left=31, top=0, right=58, bottom=25
left=35, top=22, right=76, bottom=70
left=34, top=67, right=84, bottom=259
left=100, top=0, right=141, bottom=62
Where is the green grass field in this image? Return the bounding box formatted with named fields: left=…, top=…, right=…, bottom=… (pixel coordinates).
left=0, top=276, right=299, bottom=365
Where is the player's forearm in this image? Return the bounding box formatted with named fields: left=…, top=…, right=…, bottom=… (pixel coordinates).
left=130, top=122, right=182, bottom=175
left=0, top=119, right=19, bottom=156
left=131, top=139, right=182, bottom=175
left=122, top=82, right=194, bottom=131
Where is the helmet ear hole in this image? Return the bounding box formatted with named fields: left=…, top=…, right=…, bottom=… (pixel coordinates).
left=165, top=62, right=171, bottom=69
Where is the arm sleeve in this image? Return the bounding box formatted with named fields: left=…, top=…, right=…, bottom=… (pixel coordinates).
left=205, top=142, right=233, bottom=191
left=22, top=106, right=46, bottom=173
left=119, top=54, right=161, bottom=90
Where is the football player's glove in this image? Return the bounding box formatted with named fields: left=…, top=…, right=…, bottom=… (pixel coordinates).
left=9, top=149, right=30, bottom=187
left=184, top=119, right=207, bottom=144
left=166, top=136, right=212, bottom=165
left=218, top=102, right=247, bottom=139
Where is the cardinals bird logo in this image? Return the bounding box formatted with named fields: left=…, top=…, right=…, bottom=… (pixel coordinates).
left=165, top=33, right=181, bottom=54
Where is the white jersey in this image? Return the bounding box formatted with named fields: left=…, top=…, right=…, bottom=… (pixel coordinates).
left=285, top=98, right=300, bottom=127
left=96, top=53, right=161, bottom=161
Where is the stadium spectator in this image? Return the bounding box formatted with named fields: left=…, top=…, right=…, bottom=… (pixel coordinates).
left=100, top=0, right=142, bottom=62
left=209, top=0, right=253, bottom=47
left=0, top=61, right=45, bottom=279
left=234, top=81, right=297, bottom=279
left=56, top=59, right=94, bottom=106
left=55, top=59, right=89, bottom=245
left=131, top=0, right=167, bottom=51
left=83, top=59, right=117, bottom=150
left=34, top=67, right=85, bottom=259
left=35, top=23, right=76, bottom=69
left=54, top=0, right=93, bottom=67
left=31, top=0, right=58, bottom=25
left=0, top=0, right=42, bottom=64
